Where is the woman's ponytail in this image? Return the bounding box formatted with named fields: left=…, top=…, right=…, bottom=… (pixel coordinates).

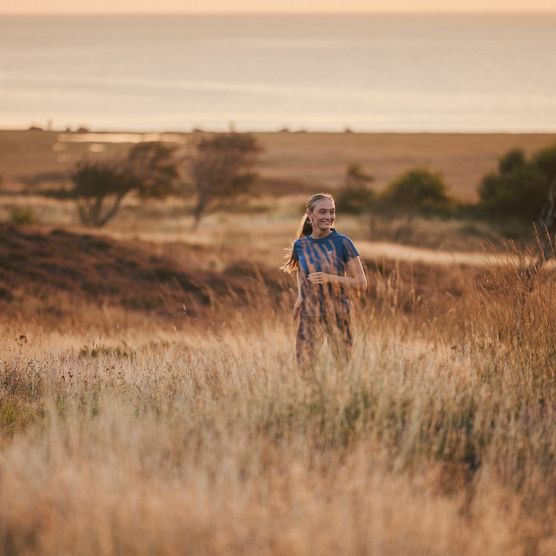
left=300, top=215, right=312, bottom=237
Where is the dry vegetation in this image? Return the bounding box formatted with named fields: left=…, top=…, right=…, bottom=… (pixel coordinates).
left=2, top=130, right=556, bottom=199
left=0, top=220, right=555, bottom=555
left=1, top=130, right=555, bottom=554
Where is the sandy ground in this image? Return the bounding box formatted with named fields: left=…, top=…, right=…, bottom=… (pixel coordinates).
left=1, top=129, right=555, bottom=200
left=356, top=240, right=545, bottom=267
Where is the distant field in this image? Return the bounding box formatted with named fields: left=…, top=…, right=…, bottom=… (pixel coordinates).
left=1, top=129, right=555, bottom=200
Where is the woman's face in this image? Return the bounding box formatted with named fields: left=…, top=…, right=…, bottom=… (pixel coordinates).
left=308, top=198, right=336, bottom=233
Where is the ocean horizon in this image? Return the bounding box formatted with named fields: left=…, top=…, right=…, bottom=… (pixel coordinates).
left=2, top=13, right=556, bottom=133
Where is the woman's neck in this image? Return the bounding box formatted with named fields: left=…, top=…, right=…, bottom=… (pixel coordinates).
left=311, top=228, right=333, bottom=239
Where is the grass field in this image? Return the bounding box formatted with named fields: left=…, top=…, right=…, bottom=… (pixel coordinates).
left=0, top=131, right=555, bottom=554
left=2, top=129, right=556, bottom=200
left=1, top=222, right=555, bottom=555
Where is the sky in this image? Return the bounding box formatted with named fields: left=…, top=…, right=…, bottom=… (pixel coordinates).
left=0, top=0, right=555, bottom=14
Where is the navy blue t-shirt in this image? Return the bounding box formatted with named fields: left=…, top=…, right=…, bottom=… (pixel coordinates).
left=293, top=229, right=360, bottom=316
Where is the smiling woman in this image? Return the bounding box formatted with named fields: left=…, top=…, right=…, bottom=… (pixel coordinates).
left=281, top=193, right=367, bottom=371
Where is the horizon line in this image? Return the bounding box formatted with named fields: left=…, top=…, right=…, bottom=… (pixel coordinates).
left=4, top=129, right=556, bottom=135
left=2, top=10, right=556, bottom=16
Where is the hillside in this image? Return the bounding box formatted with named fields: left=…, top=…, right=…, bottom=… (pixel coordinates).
left=0, top=225, right=287, bottom=322
left=0, top=224, right=485, bottom=328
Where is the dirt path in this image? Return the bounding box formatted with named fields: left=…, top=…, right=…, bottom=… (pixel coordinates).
left=357, top=240, right=534, bottom=267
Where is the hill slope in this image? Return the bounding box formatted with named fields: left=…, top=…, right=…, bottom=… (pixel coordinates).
left=0, top=225, right=286, bottom=321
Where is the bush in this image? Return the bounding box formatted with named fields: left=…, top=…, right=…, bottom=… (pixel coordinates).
left=10, top=207, right=36, bottom=226
left=378, top=168, right=451, bottom=217
left=478, top=144, right=556, bottom=222
left=127, top=142, right=180, bottom=199
left=335, top=163, right=374, bottom=214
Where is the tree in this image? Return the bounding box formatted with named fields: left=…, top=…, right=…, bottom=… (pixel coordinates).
left=476, top=144, right=556, bottom=286
left=335, top=163, right=374, bottom=214
left=185, top=133, right=262, bottom=230
left=478, top=148, right=547, bottom=221
left=533, top=144, right=556, bottom=258
left=127, top=141, right=179, bottom=199
left=379, top=168, right=451, bottom=216
left=71, top=142, right=179, bottom=227
left=71, top=159, right=137, bottom=227
left=485, top=145, right=556, bottom=304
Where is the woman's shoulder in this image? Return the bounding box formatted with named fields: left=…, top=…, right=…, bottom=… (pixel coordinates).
left=332, top=230, right=359, bottom=257
left=332, top=230, right=354, bottom=242
left=294, top=235, right=310, bottom=247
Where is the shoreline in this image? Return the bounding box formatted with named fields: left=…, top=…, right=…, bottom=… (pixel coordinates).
left=3, top=127, right=556, bottom=135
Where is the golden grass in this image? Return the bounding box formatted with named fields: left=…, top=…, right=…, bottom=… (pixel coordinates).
left=2, top=129, right=555, bottom=553
left=1, top=250, right=555, bottom=555
left=0, top=193, right=509, bottom=279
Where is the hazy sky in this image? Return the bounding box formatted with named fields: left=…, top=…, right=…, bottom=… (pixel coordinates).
left=1, top=0, right=555, bottom=14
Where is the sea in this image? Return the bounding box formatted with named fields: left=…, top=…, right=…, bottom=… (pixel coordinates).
left=1, top=13, right=556, bottom=132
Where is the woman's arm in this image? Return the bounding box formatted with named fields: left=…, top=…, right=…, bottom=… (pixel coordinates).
left=293, top=270, right=304, bottom=320
left=307, top=256, right=367, bottom=290
left=296, top=269, right=304, bottom=299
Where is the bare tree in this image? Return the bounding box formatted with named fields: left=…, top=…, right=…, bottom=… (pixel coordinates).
left=185, top=133, right=262, bottom=230
left=72, top=159, right=137, bottom=227
left=71, top=142, right=179, bottom=227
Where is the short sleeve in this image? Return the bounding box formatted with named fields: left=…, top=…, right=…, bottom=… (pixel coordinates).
left=342, top=237, right=359, bottom=263
left=292, top=240, right=300, bottom=261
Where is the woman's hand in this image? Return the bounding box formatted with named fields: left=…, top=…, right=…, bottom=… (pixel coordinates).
left=307, top=272, right=334, bottom=285
left=293, top=297, right=303, bottom=321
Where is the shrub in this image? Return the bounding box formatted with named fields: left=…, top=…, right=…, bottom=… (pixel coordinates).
left=335, top=163, right=374, bottom=214
left=127, top=141, right=180, bottom=199
left=10, top=207, right=36, bottom=226
left=378, top=168, right=451, bottom=216
left=478, top=144, right=556, bottom=222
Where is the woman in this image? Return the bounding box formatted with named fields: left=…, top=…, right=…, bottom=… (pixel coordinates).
left=281, top=193, right=367, bottom=369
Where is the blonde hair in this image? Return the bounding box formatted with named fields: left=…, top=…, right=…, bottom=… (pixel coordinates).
left=280, top=193, right=335, bottom=274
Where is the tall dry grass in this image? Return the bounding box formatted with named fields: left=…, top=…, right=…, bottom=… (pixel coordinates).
left=0, top=252, right=555, bottom=555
